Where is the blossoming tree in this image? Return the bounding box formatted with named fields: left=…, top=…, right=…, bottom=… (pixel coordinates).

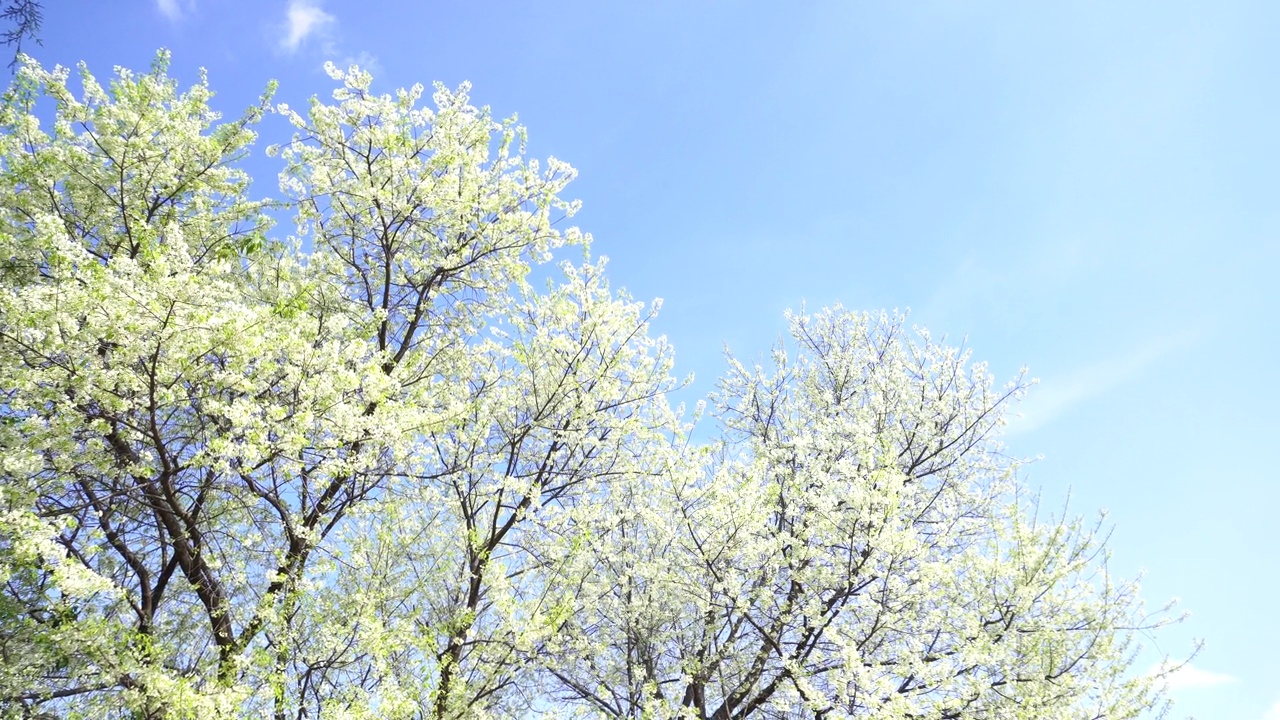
left=0, top=54, right=1180, bottom=719
left=542, top=309, right=1177, bottom=719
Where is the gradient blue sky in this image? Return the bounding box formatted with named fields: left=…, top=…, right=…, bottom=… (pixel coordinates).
left=20, top=2, right=1278, bottom=718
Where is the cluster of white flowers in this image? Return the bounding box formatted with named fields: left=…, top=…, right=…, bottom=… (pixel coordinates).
left=540, top=309, right=1178, bottom=719
left=0, top=53, right=1180, bottom=719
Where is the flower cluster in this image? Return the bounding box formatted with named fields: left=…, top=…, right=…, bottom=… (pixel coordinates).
left=0, top=53, right=1179, bottom=719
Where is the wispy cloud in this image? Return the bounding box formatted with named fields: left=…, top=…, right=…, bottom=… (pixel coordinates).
left=1147, top=662, right=1238, bottom=691
left=1263, top=699, right=1280, bottom=720
left=280, top=0, right=335, bottom=53
left=340, top=50, right=383, bottom=78
left=156, top=0, right=186, bottom=21
left=1007, top=327, right=1200, bottom=436
left=921, top=238, right=1088, bottom=324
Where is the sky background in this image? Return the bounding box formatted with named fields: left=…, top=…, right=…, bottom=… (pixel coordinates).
left=16, top=2, right=1279, bottom=717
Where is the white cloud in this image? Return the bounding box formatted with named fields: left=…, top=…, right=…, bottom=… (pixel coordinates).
left=156, top=0, right=185, bottom=21
left=1264, top=699, right=1280, bottom=720
left=280, top=0, right=335, bottom=53
left=1147, top=662, right=1238, bottom=691
left=1006, top=326, right=1200, bottom=436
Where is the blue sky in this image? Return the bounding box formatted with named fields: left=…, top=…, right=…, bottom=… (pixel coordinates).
left=19, top=2, right=1279, bottom=717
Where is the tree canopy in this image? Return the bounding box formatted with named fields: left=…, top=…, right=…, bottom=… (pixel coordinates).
left=0, top=53, right=1181, bottom=719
